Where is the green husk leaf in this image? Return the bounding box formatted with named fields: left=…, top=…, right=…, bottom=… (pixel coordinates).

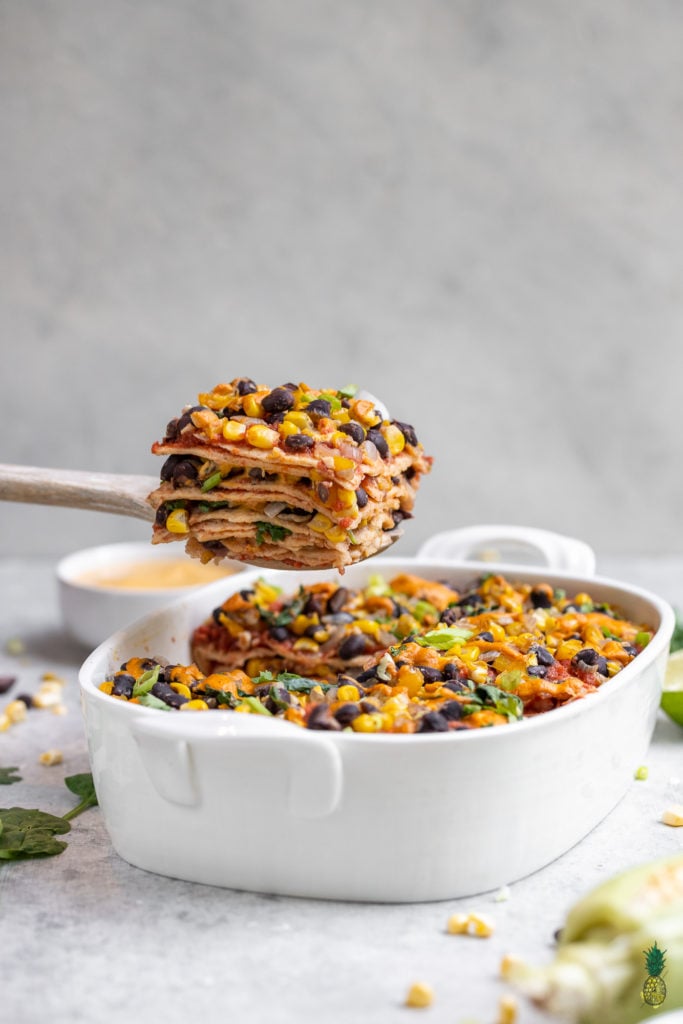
left=132, top=665, right=161, bottom=698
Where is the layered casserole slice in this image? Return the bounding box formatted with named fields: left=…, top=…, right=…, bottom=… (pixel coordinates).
left=148, top=379, right=432, bottom=570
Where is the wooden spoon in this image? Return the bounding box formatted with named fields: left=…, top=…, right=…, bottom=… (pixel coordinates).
left=0, top=462, right=398, bottom=570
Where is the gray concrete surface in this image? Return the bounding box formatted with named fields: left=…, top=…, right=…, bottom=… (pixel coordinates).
left=2, top=2, right=683, bottom=557
left=1, top=554, right=682, bottom=1024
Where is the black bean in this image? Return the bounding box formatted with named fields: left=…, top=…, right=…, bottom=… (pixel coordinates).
left=531, top=644, right=555, bottom=666
left=151, top=682, right=188, bottom=708
left=418, top=667, right=444, bottom=683
left=165, top=418, right=180, bottom=439
left=394, top=421, right=418, bottom=446
left=237, top=378, right=258, bottom=396
left=282, top=382, right=299, bottom=391
left=360, top=699, right=380, bottom=714
left=262, top=388, right=295, bottom=414
left=596, top=656, right=608, bottom=675
left=527, top=665, right=547, bottom=678
left=334, top=703, right=361, bottom=727
left=304, top=593, right=326, bottom=617
left=325, top=612, right=354, bottom=625
left=442, top=662, right=462, bottom=680
left=172, top=459, right=199, bottom=487
left=530, top=587, right=553, bottom=609
left=574, top=648, right=598, bottom=666
left=476, top=631, right=495, bottom=642
left=284, top=433, right=315, bottom=451
left=366, top=428, right=389, bottom=458
left=160, top=454, right=185, bottom=481
left=176, top=405, right=205, bottom=432
left=203, top=540, right=226, bottom=553
left=405, top=466, right=416, bottom=481
left=240, top=589, right=255, bottom=600
left=440, top=607, right=462, bottom=625
left=212, top=608, right=226, bottom=625
left=418, top=711, right=449, bottom=733
left=307, top=703, right=341, bottom=731
left=355, top=487, right=369, bottom=509
left=317, top=483, right=330, bottom=503
left=154, top=505, right=168, bottom=526
left=339, top=422, right=365, bottom=444
left=440, top=701, right=463, bottom=721
left=563, top=603, right=579, bottom=613
left=338, top=633, right=368, bottom=660
left=225, top=467, right=244, bottom=479
left=305, top=399, right=332, bottom=418
left=15, top=692, right=33, bottom=708
left=269, top=626, right=290, bottom=642
left=444, top=679, right=471, bottom=694
left=112, top=674, right=135, bottom=698
left=205, top=698, right=218, bottom=709
left=304, top=624, right=322, bottom=638
left=356, top=667, right=378, bottom=683
left=622, top=642, right=638, bottom=656
left=391, top=509, right=410, bottom=527
left=328, top=588, right=349, bottom=614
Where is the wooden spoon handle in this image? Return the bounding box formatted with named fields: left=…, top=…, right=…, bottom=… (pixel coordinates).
left=0, top=464, right=158, bottom=522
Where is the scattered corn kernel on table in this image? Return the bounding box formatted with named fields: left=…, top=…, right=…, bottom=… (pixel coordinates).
left=1, top=556, right=682, bottom=1024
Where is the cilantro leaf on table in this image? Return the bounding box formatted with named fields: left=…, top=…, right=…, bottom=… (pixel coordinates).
left=0, top=766, right=21, bottom=785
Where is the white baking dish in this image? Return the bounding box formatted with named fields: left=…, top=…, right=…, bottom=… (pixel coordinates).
left=78, top=527, right=674, bottom=902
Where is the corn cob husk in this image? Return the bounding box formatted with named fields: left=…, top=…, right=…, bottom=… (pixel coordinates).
left=505, top=853, right=683, bottom=1024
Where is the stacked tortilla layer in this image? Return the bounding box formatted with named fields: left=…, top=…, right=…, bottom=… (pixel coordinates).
left=148, top=379, right=432, bottom=570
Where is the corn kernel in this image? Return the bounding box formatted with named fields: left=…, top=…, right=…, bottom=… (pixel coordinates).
left=333, top=456, right=356, bottom=474
left=446, top=913, right=469, bottom=934
left=222, top=419, right=247, bottom=441
left=179, top=699, right=210, bottom=711
left=405, top=982, right=433, bottom=1008
left=606, top=659, right=621, bottom=677
left=170, top=683, right=192, bottom=699
left=52, top=704, right=68, bottom=716
left=398, top=665, right=424, bottom=697
left=245, top=424, right=279, bottom=449
left=356, top=619, right=380, bottom=638
left=460, top=644, right=481, bottom=663
left=497, top=994, right=518, bottom=1024
left=39, top=749, right=64, bottom=766
left=469, top=664, right=490, bottom=685
left=335, top=486, right=356, bottom=508
left=99, top=681, right=114, bottom=695
left=662, top=804, right=683, bottom=826
left=293, top=638, right=319, bottom=652
left=351, top=712, right=384, bottom=733
left=42, top=671, right=64, bottom=683
left=381, top=423, right=405, bottom=455
left=6, top=699, right=27, bottom=723
left=284, top=410, right=313, bottom=429
left=324, top=526, right=347, bottom=545
left=467, top=912, right=495, bottom=937
left=166, top=508, right=189, bottom=534
left=337, top=684, right=359, bottom=701
left=309, top=513, right=332, bottom=533
left=556, top=638, right=582, bottom=660
left=242, top=394, right=263, bottom=418
left=278, top=420, right=299, bottom=438
left=0, top=714, right=10, bottom=732
left=500, top=954, right=525, bottom=980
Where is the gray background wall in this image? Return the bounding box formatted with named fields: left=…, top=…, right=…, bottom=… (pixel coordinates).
left=2, top=1, right=682, bottom=558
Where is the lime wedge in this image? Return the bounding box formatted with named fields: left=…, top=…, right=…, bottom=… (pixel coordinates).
left=661, top=649, right=683, bottom=727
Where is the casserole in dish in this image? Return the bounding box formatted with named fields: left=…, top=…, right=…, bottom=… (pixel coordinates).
left=79, top=527, right=674, bottom=901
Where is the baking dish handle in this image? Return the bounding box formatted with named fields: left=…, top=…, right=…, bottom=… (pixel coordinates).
left=131, top=714, right=343, bottom=818
left=417, top=525, right=596, bottom=576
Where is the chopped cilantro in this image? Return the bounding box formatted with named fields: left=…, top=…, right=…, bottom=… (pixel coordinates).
left=255, top=522, right=293, bottom=546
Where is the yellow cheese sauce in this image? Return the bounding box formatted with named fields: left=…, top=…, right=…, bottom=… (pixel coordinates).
left=77, top=559, right=237, bottom=590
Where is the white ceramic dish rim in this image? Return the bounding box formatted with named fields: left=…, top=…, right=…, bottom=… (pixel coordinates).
left=58, top=541, right=245, bottom=598
left=79, top=555, right=675, bottom=746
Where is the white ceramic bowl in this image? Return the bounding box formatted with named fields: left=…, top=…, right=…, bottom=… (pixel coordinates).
left=58, top=541, right=245, bottom=649
left=78, top=527, right=674, bottom=902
